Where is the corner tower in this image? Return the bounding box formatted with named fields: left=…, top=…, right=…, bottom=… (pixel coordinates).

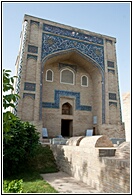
left=13, top=14, right=125, bottom=138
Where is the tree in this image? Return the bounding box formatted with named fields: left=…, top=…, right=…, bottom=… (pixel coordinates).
left=3, top=69, right=19, bottom=143
left=3, top=69, right=19, bottom=110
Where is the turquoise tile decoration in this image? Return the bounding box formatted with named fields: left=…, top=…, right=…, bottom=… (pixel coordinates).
left=42, top=33, right=104, bottom=71
left=43, top=24, right=103, bottom=45
left=42, top=90, right=92, bottom=111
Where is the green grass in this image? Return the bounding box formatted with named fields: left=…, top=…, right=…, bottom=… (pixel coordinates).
left=22, top=172, right=58, bottom=193
left=3, top=145, right=59, bottom=193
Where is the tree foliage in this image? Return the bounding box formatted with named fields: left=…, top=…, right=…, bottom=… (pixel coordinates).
left=3, top=69, right=19, bottom=143
left=3, top=69, right=19, bottom=110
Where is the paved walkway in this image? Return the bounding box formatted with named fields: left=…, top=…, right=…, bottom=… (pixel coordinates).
left=41, top=171, right=99, bottom=193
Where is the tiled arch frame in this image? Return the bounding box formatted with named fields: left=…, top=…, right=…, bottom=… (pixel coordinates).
left=40, top=49, right=105, bottom=123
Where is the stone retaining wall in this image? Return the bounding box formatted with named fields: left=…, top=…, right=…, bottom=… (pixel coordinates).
left=50, top=136, right=130, bottom=193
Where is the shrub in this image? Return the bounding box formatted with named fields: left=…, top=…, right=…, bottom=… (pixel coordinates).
left=3, top=118, right=40, bottom=177
left=27, top=145, right=59, bottom=173
left=3, top=179, right=23, bottom=193
left=3, top=69, right=40, bottom=177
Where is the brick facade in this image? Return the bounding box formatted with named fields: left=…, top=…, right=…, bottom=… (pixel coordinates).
left=14, top=14, right=125, bottom=138
left=122, top=92, right=131, bottom=141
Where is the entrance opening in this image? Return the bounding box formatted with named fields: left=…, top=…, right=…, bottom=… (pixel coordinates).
left=93, top=127, right=95, bottom=135
left=61, top=119, right=73, bottom=137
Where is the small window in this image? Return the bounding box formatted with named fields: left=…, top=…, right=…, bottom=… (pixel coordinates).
left=81, top=75, right=88, bottom=87
left=46, top=70, right=53, bottom=82
left=60, top=68, right=75, bottom=85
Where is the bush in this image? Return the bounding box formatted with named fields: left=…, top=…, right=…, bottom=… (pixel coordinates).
left=3, top=118, right=40, bottom=177
left=3, top=69, right=40, bottom=177
left=27, top=145, right=59, bottom=173
left=3, top=179, right=23, bottom=193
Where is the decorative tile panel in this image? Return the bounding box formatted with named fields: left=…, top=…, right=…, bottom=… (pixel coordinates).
left=23, top=93, right=35, bottom=99
left=109, top=93, right=117, bottom=100
left=30, top=20, right=39, bottom=26
left=27, top=54, right=38, bottom=60
left=42, top=33, right=104, bottom=71
left=59, top=63, right=77, bottom=72
left=42, top=90, right=92, bottom=111
left=43, top=24, right=103, bottom=45
left=28, top=45, right=38, bottom=53
left=24, top=82, right=36, bottom=91
left=14, top=20, right=28, bottom=115
left=109, top=102, right=117, bottom=107
left=106, top=39, right=112, bottom=44
left=108, top=69, right=115, bottom=74
left=107, top=61, right=114, bottom=68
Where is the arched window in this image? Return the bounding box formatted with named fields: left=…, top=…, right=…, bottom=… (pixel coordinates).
left=60, top=68, right=75, bottom=85
left=46, top=69, right=53, bottom=82
left=81, top=75, right=88, bottom=87
left=62, top=102, right=72, bottom=115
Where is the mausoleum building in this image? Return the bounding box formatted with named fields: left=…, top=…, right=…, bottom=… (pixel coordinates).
left=13, top=14, right=125, bottom=138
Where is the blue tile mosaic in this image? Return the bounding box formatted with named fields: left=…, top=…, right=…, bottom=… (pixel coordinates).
left=30, top=20, right=39, bottom=26
left=27, top=54, right=38, bottom=60
left=43, top=24, right=103, bottom=45
left=24, top=82, right=36, bottom=91
left=41, top=33, right=104, bottom=71
left=109, top=93, right=117, bottom=100
left=40, top=24, right=106, bottom=123
left=42, top=90, right=92, bottom=111
left=23, top=93, right=35, bottom=99
left=106, top=39, right=112, bottom=44
left=108, top=69, right=115, bottom=74
left=28, top=45, right=38, bottom=53
left=109, top=102, right=117, bottom=107
left=14, top=20, right=28, bottom=115
left=107, top=61, right=114, bottom=68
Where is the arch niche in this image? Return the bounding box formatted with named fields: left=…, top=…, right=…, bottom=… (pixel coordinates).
left=40, top=49, right=105, bottom=134
left=62, top=102, right=73, bottom=115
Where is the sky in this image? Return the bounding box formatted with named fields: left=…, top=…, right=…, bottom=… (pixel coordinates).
left=2, top=2, right=131, bottom=102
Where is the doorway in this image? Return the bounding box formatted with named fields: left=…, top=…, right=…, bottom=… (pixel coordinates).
left=61, top=119, right=73, bottom=137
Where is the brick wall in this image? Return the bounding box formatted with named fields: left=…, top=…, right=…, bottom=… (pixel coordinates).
left=50, top=137, right=130, bottom=193
left=42, top=60, right=101, bottom=137
left=122, top=92, right=131, bottom=141
left=14, top=14, right=124, bottom=138
left=97, top=124, right=125, bottom=138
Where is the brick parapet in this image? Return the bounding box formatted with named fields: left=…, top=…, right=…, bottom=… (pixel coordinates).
left=50, top=139, right=130, bottom=193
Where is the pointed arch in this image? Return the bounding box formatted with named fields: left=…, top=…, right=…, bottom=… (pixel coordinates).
left=81, top=75, right=88, bottom=87
left=62, top=102, right=73, bottom=115
left=46, top=69, right=54, bottom=82
left=42, top=48, right=104, bottom=76
left=40, top=48, right=105, bottom=124
left=60, top=68, right=75, bottom=85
